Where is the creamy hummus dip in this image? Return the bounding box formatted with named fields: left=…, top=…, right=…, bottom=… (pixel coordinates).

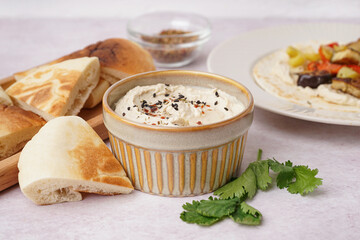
left=253, top=41, right=360, bottom=112
left=115, top=83, right=244, bottom=126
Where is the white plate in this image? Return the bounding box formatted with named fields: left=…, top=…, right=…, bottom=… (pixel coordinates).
left=207, top=23, right=360, bottom=126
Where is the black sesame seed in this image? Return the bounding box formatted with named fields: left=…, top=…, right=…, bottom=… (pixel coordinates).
left=171, top=103, right=179, bottom=111
left=133, top=105, right=137, bottom=107
left=122, top=112, right=126, bottom=116
left=153, top=93, right=156, bottom=98
left=174, top=99, right=179, bottom=102
left=196, top=100, right=201, bottom=104
left=224, top=107, right=229, bottom=111
left=127, top=107, right=130, bottom=111
left=178, top=94, right=185, bottom=99
left=214, top=101, right=218, bottom=105
left=190, top=101, right=194, bottom=104
left=165, top=83, right=170, bottom=86
left=215, top=91, right=219, bottom=97
left=165, top=93, right=169, bottom=97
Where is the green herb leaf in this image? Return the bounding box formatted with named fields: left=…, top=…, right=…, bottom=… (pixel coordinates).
left=268, top=159, right=295, bottom=189
left=180, top=200, right=220, bottom=226
left=230, top=202, right=262, bottom=225
left=249, top=160, right=272, bottom=190
left=214, top=167, right=257, bottom=199
left=196, top=197, right=239, bottom=218
left=180, top=149, right=323, bottom=227
left=287, top=165, right=323, bottom=195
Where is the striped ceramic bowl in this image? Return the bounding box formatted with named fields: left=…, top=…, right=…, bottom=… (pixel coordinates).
left=103, top=70, right=253, bottom=196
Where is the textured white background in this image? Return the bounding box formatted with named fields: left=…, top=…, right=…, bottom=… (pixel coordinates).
left=0, top=2, right=360, bottom=240
left=1, top=0, right=359, bottom=19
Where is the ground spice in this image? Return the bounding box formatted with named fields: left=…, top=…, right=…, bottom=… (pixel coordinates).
left=141, top=29, right=199, bottom=64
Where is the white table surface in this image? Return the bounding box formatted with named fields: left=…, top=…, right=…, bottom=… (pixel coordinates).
left=1, top=18, right=360, bottom=240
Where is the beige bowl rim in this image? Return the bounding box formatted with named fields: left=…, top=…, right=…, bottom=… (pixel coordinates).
left=103, top=70, right=254, bottom=132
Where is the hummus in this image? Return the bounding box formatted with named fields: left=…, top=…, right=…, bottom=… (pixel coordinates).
left=253, top=41, right=360, bottom=112
left=114, top=83, right=244, bottom=126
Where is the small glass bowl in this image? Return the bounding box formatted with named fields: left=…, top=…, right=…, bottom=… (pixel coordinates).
left=127, top=11, right=211, bottom=68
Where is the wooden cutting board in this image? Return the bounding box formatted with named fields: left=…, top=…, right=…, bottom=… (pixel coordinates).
left=0, top=76, right=108, bottom=192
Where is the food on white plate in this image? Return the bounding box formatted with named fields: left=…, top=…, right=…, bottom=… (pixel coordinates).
left=18, top=116, right=133, bottom=205
left=253, top=39, right=360, bottom=112
left=0, top=86, right=13, bottom=106
left=14, top=38, right=156, bottom=108
left=115, top=83, right=245, bottom=126
left=0, top=104, right=46, bottom=160
left=332, top=77, right=360, bottom=98
left=6, top=57, right=100, bottom=121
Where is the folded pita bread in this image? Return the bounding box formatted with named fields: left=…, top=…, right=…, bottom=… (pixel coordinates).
left=14, top=39, right=155, bottom=108
left=0, top=104, right=46, bottom=160
left=0, top=86, right=13, bottom=106
left=83, top=77, right=110, bottom=109
left=15, top=38, right=156, bottom=85
left=6, top=57, right=100, bottom=121
left=18, top=116, right=133, bottom=205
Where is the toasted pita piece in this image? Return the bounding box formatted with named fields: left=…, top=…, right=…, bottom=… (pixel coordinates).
left=18, top=116, right=133, bottom=205
left=0, top=104, right=46, bottom=160
left=332, top=78, right=360, bottom=98
left=6, top=57, right=100, bottom=121
left=16, top=68, right=108, bottom=109
left=0, top=86, right=13, bottom=106
left=83, top=78, right=110, bottom=109
left=57, top=38, right=156, bottom=84
left=14, top=38, right=155, bottom=85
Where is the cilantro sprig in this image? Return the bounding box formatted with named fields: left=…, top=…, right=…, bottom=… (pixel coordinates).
left=180, top=149, right=322, bottom=226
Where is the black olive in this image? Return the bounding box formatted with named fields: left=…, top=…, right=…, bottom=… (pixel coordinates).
left=297, top=71, right=333, bottom=89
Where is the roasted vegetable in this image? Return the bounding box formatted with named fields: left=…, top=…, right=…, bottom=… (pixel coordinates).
left=319, top=45, right=334, bottom=61
left=289, top=54, right=306, bottom=67
left=297, top=71, right=333, bottom=89
left=332, top=78, right=360, bottom=98
left=347, top=39, right=360, bottom=52
left=337, top=67, right=360, bottom=79
left=331, top=49, right=360, bottom=65
left=307, top=61, right=343, bottom=74
left=286, top=46, right=300, bottom=58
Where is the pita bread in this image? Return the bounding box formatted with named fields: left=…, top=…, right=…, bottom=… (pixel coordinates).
left=6, top=57, right=100, bottom=121
left=14, top=39, right=155, bottom=108
left=18, top=116, right=133, bottom=205
left=83, top=78, right=110, bottom=109
left=14, top=38, right=156, bottom=85
left=0, top=86, right=12, bottom=106
left=0, top=104, right=46, bottom=160
left=54, top=38, right=156, bottom=85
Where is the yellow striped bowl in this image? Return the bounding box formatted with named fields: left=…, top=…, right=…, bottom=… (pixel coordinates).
left=103, top=70, right=253, bottom=196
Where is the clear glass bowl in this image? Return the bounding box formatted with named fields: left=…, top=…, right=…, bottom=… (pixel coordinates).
left=127, top=11, right=211, bottom=68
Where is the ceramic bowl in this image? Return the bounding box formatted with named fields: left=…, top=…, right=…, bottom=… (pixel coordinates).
left=103, top=70, right=253, bottom=196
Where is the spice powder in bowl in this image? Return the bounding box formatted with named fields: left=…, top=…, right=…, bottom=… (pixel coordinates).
left=114, top=83, right=245, bottom=127
left=140, top=29, right=199, bottom=65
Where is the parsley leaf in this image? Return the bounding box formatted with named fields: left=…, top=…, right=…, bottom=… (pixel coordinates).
left=287, top=166, right=323, bottom=195
left=230, top=202, right=262, bottom=225
left=196, top=196, right=239, bottom=218
left=180, top=200, right=220, bottom=226
left=214, top=167, right=257, bottom=199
